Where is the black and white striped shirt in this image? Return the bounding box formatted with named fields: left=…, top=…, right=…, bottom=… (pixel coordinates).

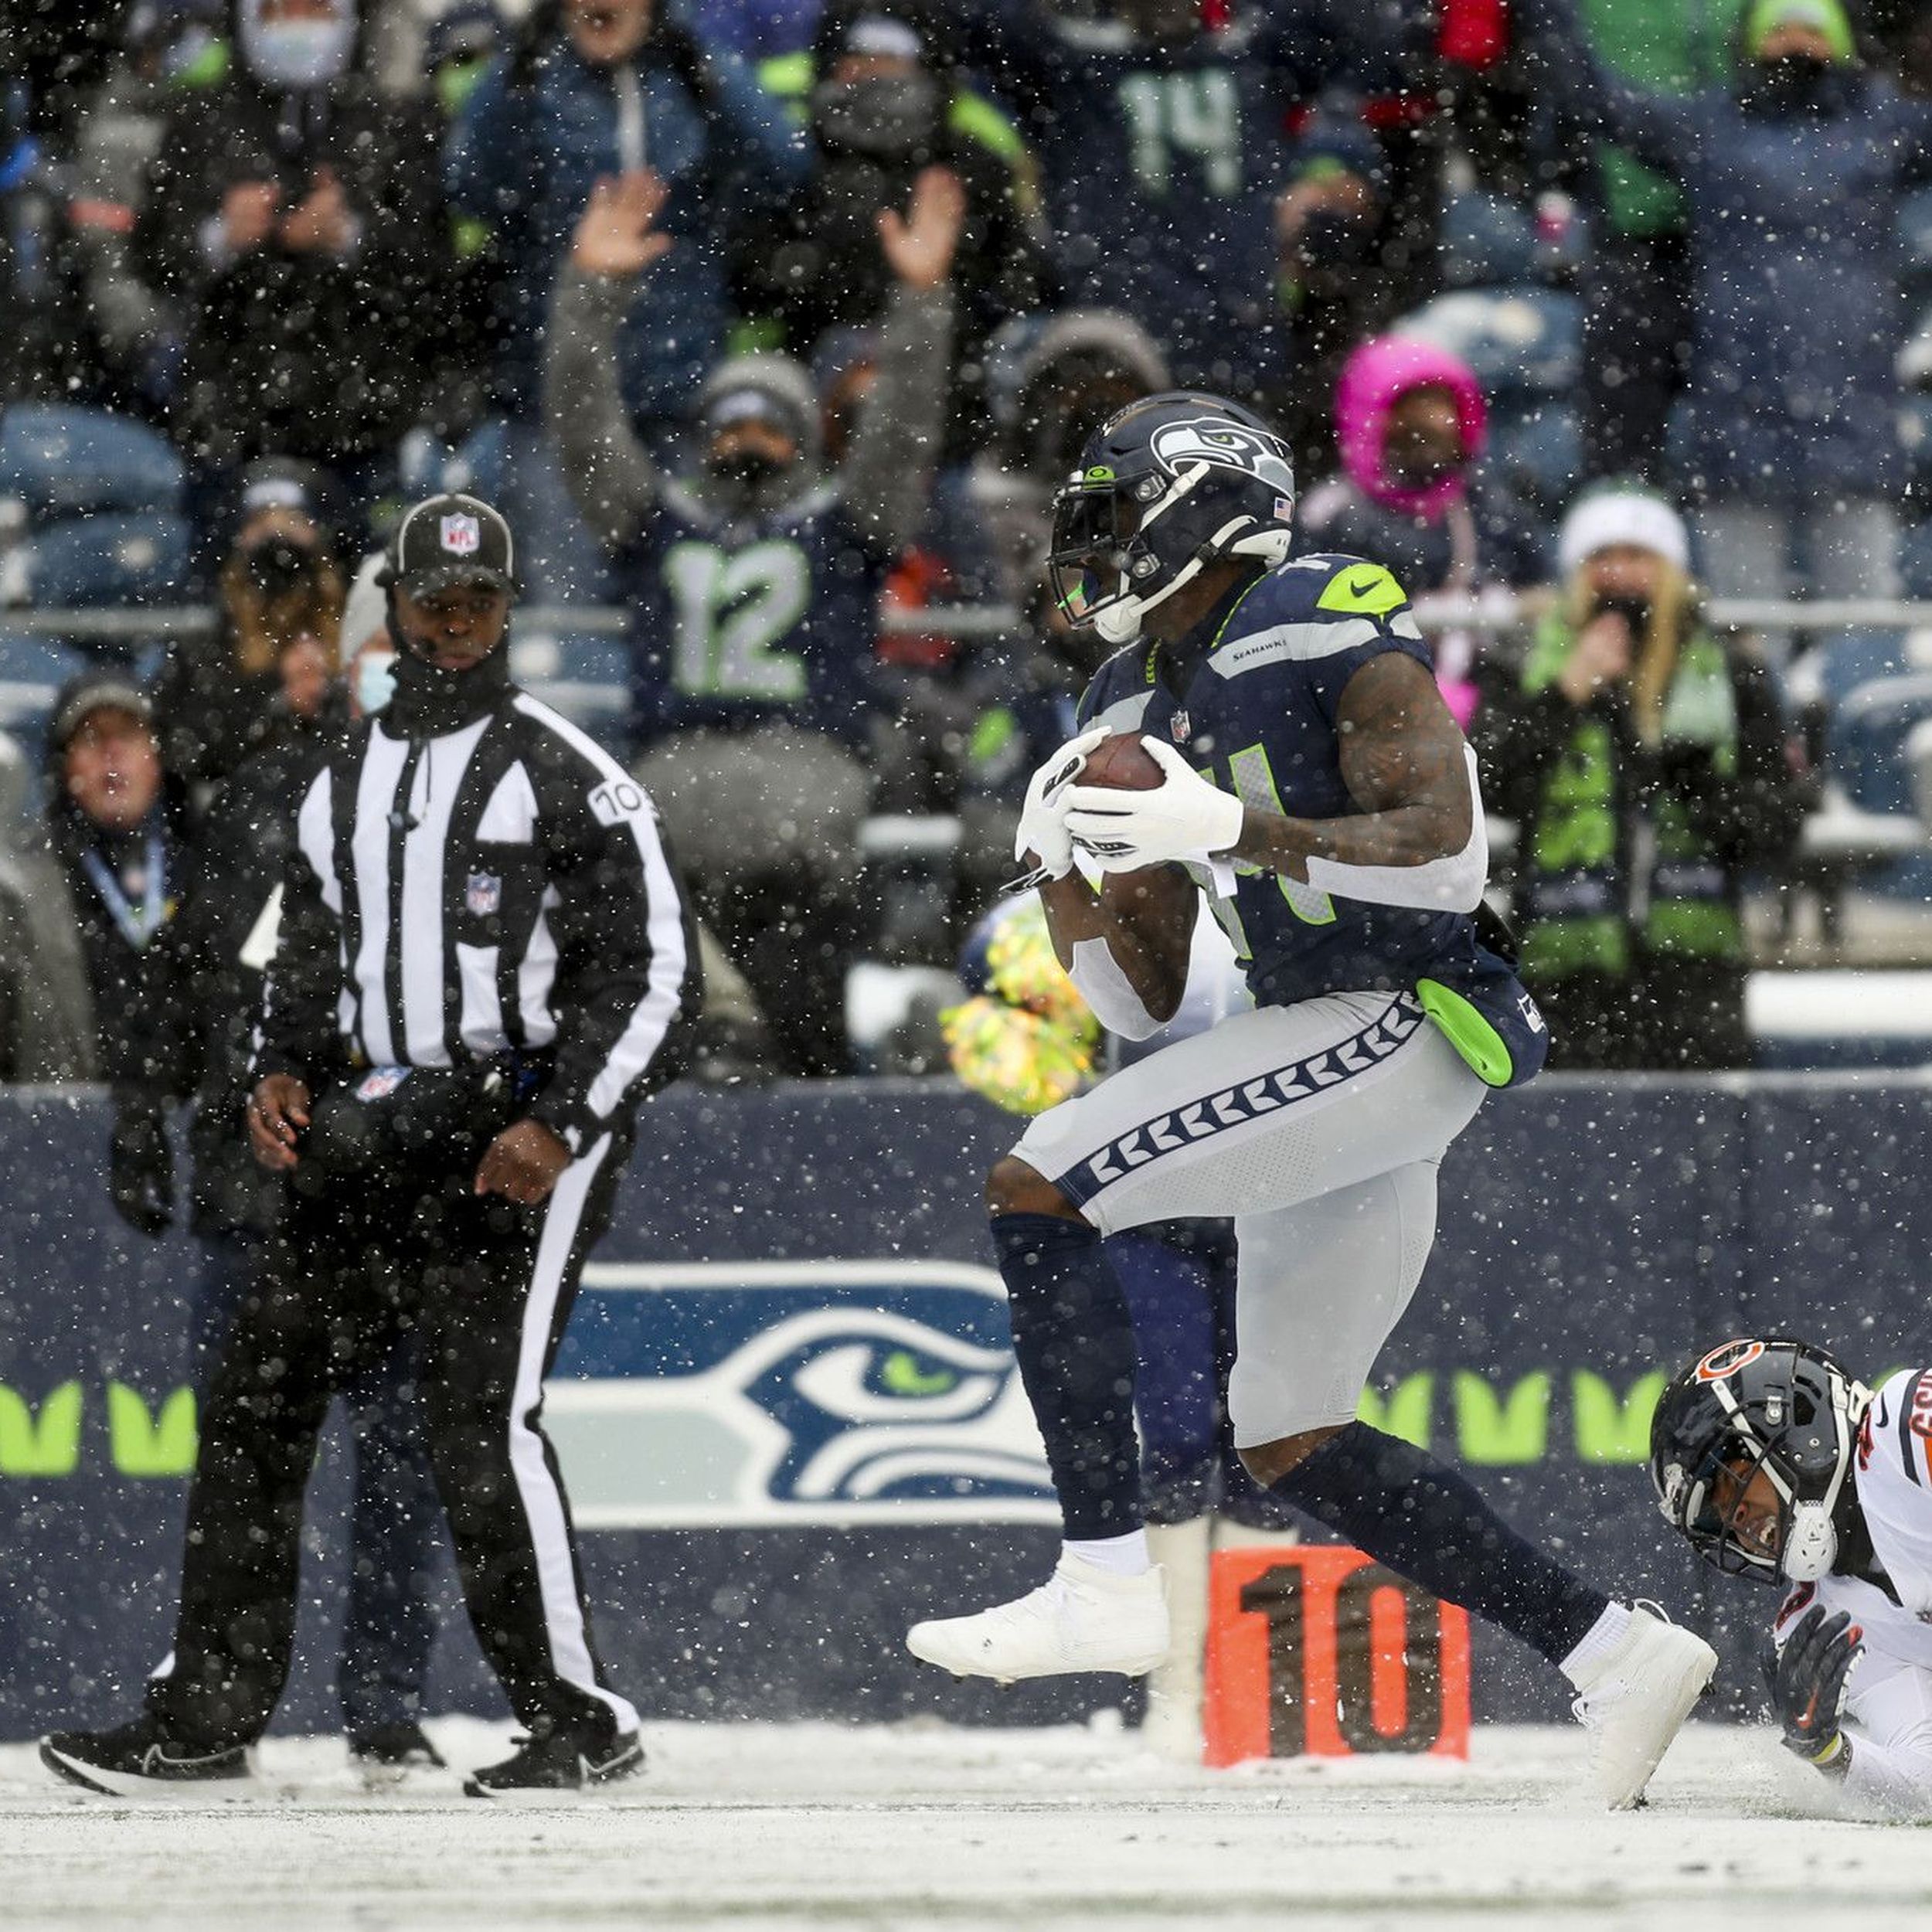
left=257, top=683, right=696, bottom=1143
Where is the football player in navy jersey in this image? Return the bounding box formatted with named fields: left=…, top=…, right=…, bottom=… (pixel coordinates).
left=1651, top=1338, right=1932, bottom=1819
left=546, top=165, right=961, bottom=1073
left=907, top=392, right=1717, bottom=1808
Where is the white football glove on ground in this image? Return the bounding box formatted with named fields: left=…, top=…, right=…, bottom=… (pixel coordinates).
left=1012, top=726, right=1112, bottom=885
left=1063, top=738, right=1245, bottom=873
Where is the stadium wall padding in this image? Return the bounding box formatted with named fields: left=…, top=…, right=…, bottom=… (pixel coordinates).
left=1, top=1074, right=1927, bottom=1740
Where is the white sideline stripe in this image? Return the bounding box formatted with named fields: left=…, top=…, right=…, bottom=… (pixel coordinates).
left=509, top=1129, right=638, bottom=1732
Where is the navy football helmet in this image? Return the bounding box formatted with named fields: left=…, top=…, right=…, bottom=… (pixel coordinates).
left=1046, top=391, right=1297, bottom=645
left=1649, top=1338, right=1870, bottom=1586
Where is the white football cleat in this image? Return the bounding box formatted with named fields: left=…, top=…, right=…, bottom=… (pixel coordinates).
left=907, top=1553, right=1170, bottom=1685
left=1570, top=1605, right=1718, bottom=1809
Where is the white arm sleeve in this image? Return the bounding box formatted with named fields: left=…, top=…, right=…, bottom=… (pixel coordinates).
left=1302, top=744, right=1488, bottom=914
left=1068, top=937, right=1163, bottom=1042
left=1842, top=1660, right=1932, bottom=1819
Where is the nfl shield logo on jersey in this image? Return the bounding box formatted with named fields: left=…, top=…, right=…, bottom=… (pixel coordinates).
left=356, top=1065, right=410, bottom=1101
left=440, top=513, right=481, bottom=556
left=467, top=871, right=502, bottom=916
left=1170, top=711, right=1191, bottom=743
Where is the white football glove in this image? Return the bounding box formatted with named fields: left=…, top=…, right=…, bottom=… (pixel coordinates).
left=1012, top=726, right=1112, bottom=885
left=1062, top=737, right=1245, bottom=874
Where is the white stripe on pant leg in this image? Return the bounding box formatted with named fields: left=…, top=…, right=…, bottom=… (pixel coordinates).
left=509, top=1131, right=640, bottom=1733
left=1013, top=993, right=1481, bottom=1236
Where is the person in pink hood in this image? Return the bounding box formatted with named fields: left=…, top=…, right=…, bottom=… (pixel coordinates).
left=1298, top=332, right=1549, bottom=726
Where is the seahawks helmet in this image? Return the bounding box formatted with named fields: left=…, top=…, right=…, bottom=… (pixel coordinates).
left=1649, top=1338, right=1870, bottom=1586
left=1047, top=392, right=1297, bottom=645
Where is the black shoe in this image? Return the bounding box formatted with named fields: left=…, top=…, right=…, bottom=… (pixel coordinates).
left=462, top=1725, right=644, bottom=1799
left=348, top=1722, right=446, bottom=1775
left=40, top=1717, right=250, bottom=1798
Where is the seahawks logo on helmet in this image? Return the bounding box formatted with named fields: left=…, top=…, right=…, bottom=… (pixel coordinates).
left=1148, top=417, right=1297, bottom=500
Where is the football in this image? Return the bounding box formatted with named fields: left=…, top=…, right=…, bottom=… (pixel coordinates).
left=1077, top=732, right=1165, bottom=791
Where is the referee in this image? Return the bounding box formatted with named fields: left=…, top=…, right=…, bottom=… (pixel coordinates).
left=43, top=494, right=699, bottom=1800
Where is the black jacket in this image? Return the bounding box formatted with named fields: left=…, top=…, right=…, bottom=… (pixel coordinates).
left=137, top=72, right=450, bottom=467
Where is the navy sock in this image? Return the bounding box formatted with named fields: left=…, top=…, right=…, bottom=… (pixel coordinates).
left=1272, top=1423, right=1611, bottom=1664
left=991, top=1212, right=1142, bottom=1540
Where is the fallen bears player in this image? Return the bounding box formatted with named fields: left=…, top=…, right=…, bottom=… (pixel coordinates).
left=906, top=392, right=1717, bottom=1808
left=1651, top=1338, right=1932, bottom=1816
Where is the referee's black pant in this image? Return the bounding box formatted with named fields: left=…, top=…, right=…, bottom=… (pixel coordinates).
left=146, top=1129, right=638, bottom=1750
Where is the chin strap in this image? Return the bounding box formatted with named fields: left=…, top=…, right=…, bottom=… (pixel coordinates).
left=1092, top=512, right=1291, bottom=645
left=1774, top=1368, right=1871, bottom=1584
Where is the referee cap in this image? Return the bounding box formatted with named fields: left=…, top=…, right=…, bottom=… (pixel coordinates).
left=382, top=493, right=518, bottom=598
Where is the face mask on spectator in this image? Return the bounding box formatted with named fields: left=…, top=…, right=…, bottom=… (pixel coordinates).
left=1748, top=52, right=1836, bottom=111
left=707, top=447, right=791, bottom=495
left=239, top=0, right=357, bottom=90
left=243, top=533, right=325, bottom=600
left=1291, top=208, right=1376, bottom=277
left=812, top=72, right=941, bottom=164
left=352, top=645, right=396, bottom=716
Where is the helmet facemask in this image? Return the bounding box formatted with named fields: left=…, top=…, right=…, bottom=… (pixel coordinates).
left=1651, top=1338, right=1869, bottom=1587
left=1048, top=459, right=1294, bottom=645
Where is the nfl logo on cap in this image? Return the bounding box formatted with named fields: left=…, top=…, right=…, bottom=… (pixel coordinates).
left=441, top=513, right=481, bottom=556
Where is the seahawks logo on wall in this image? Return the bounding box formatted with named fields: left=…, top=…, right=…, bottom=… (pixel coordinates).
left=543, top=1260, right=1056, bottom=1527
left=1149, top=417, right=1296, bottom=498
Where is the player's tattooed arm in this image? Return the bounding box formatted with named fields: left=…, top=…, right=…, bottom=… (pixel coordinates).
left=1229, top=654, right=1475, bottom=883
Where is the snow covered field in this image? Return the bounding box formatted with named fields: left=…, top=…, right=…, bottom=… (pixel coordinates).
left=2, top=1719, right=1925, bottom=1931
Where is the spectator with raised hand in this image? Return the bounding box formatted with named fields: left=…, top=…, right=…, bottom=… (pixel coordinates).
left=135, top=0, right=449, bottom=538
left=1475, top=488, right=1805, bottom=1070
left=447, top=0, right=803, bottom=450
left=736, top=0, right=1046, bottom=463
left=546, top=162, right=960, bottom=1076
left=1519, top=0, right=1932, bottom=657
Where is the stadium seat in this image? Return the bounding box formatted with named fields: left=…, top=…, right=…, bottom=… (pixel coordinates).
left=1488, top=403, right=1582, bottom=514
left=1805, top=628, right=1913, bottom=712
left=1437, top=193, right=1538, bottom=291
left=1899, top=394, right=1932, bottom=501
left=0, top=631, right=87, bottom=739
left=1900, top=185, right=1932, bottom=298
left=1830, top=671, right=1932, bottom=817
left=0, top=405, right=184, bottom=522
left=1900, top=517, right=1932, bottom=600
left=15, top=512, right=191, bottom=611
left=1393, top=288, right=1581, bottom=400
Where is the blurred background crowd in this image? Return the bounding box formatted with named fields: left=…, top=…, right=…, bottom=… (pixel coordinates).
left=5, top=0, right=1932, bottom=1105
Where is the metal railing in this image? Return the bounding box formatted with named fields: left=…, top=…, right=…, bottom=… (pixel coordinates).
left=5, top=597, right=1931, bottom=868
left=8, top=594, right=1932, bottom=646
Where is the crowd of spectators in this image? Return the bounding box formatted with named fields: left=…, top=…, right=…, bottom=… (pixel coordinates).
left=5, top=0, right=1932, bottom=1091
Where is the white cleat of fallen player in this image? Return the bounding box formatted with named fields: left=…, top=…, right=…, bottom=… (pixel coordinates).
left=1568, top=1605, right=1718, bottom=1809
left=906, top=1553, right=1171, bottom=1685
